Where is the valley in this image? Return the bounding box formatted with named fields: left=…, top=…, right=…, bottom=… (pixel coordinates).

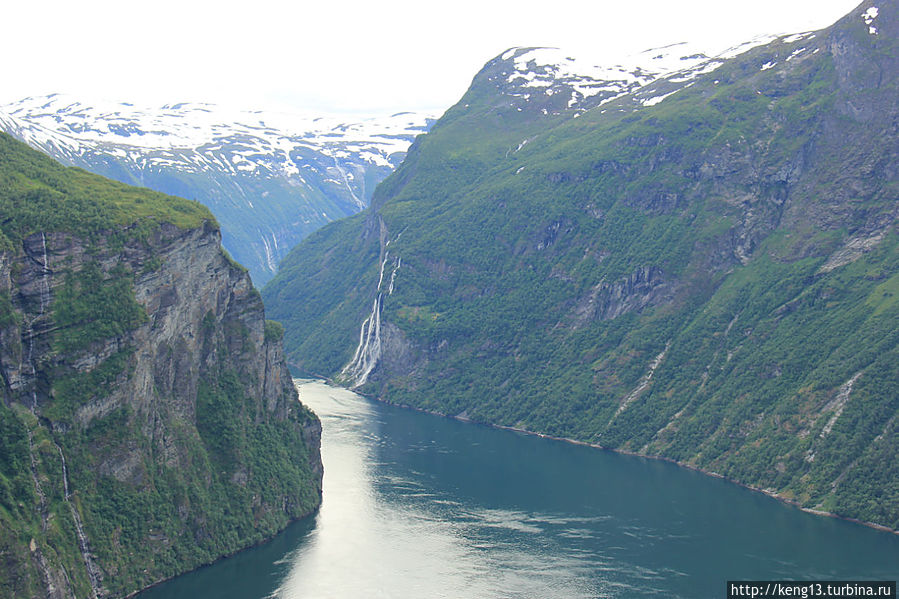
left=137, top=380, right=899, bottom=599
left=0, top=96, right=434, bottom=286
left=1, top=0, right=897, bottom=596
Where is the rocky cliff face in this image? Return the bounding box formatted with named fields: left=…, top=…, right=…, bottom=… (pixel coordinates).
left=0, top=134, right=322, bottom=598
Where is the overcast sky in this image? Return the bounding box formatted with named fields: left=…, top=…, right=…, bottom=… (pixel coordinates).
left=3, top=0, right=864, bottom=116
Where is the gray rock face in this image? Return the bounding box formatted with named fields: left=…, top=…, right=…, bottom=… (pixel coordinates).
left=0, top=220, right=322, bottom=598
left=3, top=222, right=301, bottom=425
left=572, top=266, right=675, bottom=325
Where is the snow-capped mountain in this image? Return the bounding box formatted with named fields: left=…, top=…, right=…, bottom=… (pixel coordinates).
left=0, top=37, right=802, bottom=285
left=480, top=35, right=819, bottom=116
left=0, top=94, right=435, bottom=285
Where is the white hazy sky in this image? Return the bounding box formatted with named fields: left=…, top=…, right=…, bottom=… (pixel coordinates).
left=2, top=0, right=864, bottom=116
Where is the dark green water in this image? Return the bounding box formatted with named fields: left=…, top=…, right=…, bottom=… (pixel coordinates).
left=138, top=380, right=898, bottom=598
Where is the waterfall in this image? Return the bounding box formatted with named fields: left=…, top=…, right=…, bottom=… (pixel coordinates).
left=27, top=432, right=48, bottom=527
left=340, top=245, right=402, bottom=389
left=22, top=232, right=54, bottom=588
left=24, top=233, right=51, bottom=414
left=388, top=257, right=401, bottom=295
left=807, top=371, right=865, bottom=465
left=820, top=372, right=863, bottom=438
left=39, top=232, right=50, bottom=314
left=21, top=233, right=101, bottom=597
left=611, top=341, right=671, bottom=422
left=331, top=155, right=365, bottom=211
left=56, top=443, right=101, bottom=599
left=341, top=295, right=383, bottom=388
left=25, top=428, right=57, bottom=594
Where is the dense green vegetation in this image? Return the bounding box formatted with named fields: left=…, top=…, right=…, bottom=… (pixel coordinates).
left=0, top=134, right=321, bottom=597
left=265, top=4, right=899, bottom=530
left=0, top=132, right=213, bottom=248
left=53, top=263, right=148, bottom=354
left=263, top=319, right=285, bottom=342
left=0, top=404, right=37, bottom=597
left=59, top=359, right=319, bottom=597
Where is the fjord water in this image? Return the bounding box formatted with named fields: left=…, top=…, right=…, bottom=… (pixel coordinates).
left=139, top=380, right=899, bottom=599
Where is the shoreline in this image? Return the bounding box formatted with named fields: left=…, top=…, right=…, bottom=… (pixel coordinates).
left=125, top=505, right=321, bottom=598
left=308, top=378, right=899, bottom=538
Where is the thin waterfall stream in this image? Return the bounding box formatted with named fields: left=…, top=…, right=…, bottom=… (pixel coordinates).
left=21, top=232, right=102, bottom=598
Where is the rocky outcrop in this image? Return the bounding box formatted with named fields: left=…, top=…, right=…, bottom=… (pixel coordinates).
left=0, top=220, right=322, bottom=598
left=572, top=266, right=674, bottom=326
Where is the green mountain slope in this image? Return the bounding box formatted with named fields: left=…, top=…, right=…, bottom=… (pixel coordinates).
left=264, top=0, right=899, bottom=530
left=0, top=133, right=322, bottom=598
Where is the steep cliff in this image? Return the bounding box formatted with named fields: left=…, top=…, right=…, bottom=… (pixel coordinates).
left=265, top=0, right=899, bottom=530
left=0, top=133, right=322, bottom=598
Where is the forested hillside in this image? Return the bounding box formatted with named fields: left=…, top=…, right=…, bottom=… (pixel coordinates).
left=264, top=0, right=899, bottom=530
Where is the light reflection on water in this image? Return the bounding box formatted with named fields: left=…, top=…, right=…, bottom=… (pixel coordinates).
left=273, top=381, right=604, bottom=599
left=139, top=380, right=899, bottom=599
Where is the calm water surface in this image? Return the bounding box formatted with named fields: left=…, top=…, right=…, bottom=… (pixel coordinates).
left=138, top=380, right=899, bottom=599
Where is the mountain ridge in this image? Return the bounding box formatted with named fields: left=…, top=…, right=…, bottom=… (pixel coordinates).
left=0, top=96, right=435, bottom=285
left=264, top=0, right=899, bottom=531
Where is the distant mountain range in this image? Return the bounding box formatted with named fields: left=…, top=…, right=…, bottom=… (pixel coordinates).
left=0, top=95, right=435, bottom=285
left=264, top=0, right=899, bottom=532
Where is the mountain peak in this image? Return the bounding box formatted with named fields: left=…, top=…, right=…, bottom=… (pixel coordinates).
left=478, top=36, right=782, bottom=116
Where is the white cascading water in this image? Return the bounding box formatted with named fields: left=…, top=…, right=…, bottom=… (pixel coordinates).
left=331, top=155, right=366, bottom=211
left=24, top=232, right=53, bottom=585
left=22, top=233, right=101, bottom=598
left=56, top=444, right=101, bottom=598
left=27, top=432, right=47, bottom=524
left=611, top=341, right=671, bottom=421
left=24, top=233, right=51, bottom=414
left=341, top=241, right=403, bottom=388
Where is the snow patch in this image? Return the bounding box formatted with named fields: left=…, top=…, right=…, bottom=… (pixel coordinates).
left=501, top=37, right=774, bottom=110
left=782, top=32, right=815, bottom=44
left=863, top=6, right=879, bottom=23
left=863, top=7, right=879, bottom=34
left=641, top=90, right=677, bottom=107
left=786, top=47, right=807, bottom=61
